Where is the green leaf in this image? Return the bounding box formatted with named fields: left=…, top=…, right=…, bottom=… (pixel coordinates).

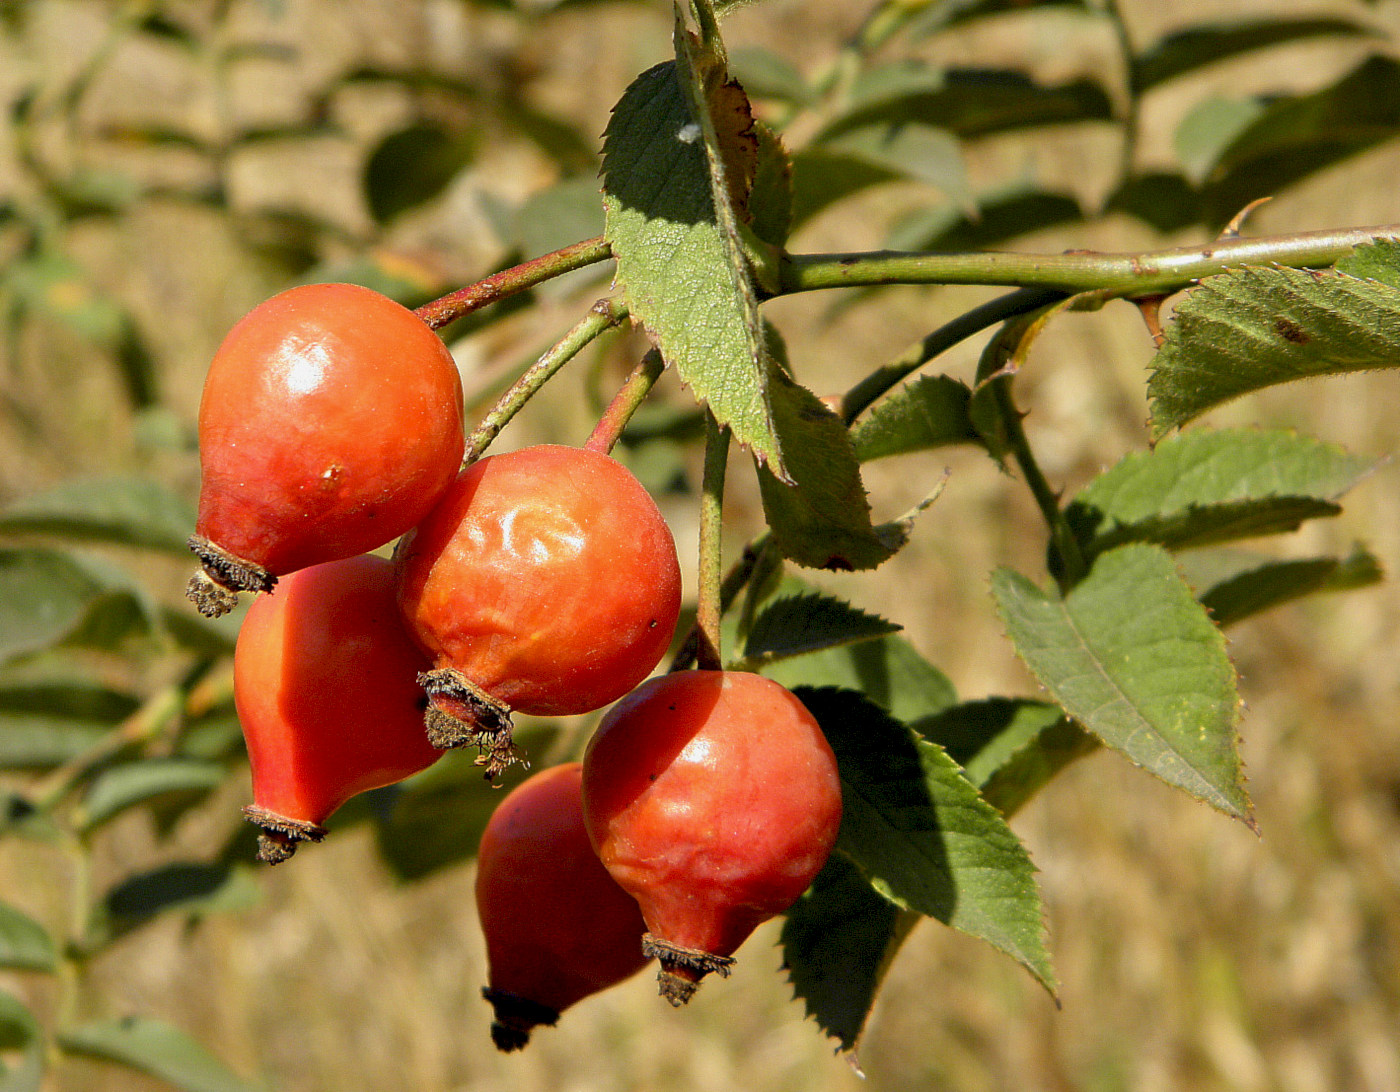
left=0, top=718, right=109, bottom=770
left=1066, top=428, right=1377, bottom=555
left=0, top=990, right=44, bottom=1092
left=0, top=549, right=117, bottom=665
left=5, top=253, right=157, bottom=407
left=796, top=687, right=1054, bottom=991
left=1105, top=172, right=1204, bottom=234
left=763, top=632, right=957, bottom=724
left=748, top=122, right=793, bottom=248
left=991, top=544, right=1250, bottom=821
left=903, top=0, right=1090, bottom=39
left=756, top=371, right=899, bottom=570
left=511, top=177, right=606, bottom=264
left=884, top=186, right=1082, bottom=252
left=739, top=592, right=899, bottom=666
left=602, top=61, right=784, bottom=476
left=0, top=680, right=138, bottom=722
left=810, top=122, right=970, bottom=207
left=1173, top=97, right=1267, bottom=186
left=1148, top=242, right=1400, bottom=435
left=915, top=698, right=1096, bottom=817
left=363, top=122, right=477, bottom=224
left=822, top=65, right=1113, bottom=143
left=0, top=904, right=56, bottom=972
left=728, top=46, right=811, bottom=106
left=372, top=749, right=507, bottom=882
left=0, top=477, right=195, bottom=554
left=85, top=864, right=260, bottom=952
left=1132, top=18, right=1380, bottom=92
left=850, top=374, right=977, bottom=461
left=781, top=852, right=916, bottom=1053
left=1200, top=55, right=1400, bottom=227
left=75, top=760, right=226, bottom=833
left=1198, top=547, right=1383, bottom=628
left=58, top=1018, right=259, bottom=1092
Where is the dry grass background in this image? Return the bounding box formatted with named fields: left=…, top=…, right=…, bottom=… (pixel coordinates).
left=2, top=1, right=1400, bottom=1090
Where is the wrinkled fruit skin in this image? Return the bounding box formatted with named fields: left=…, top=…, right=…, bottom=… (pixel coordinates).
left=192, top=282, right=464, bottom=612
left=582, top=670, right=842, bottom=1004
left=233, top=554, right=442, bottom=863
left=394, top=444, right=682, bottom=768
left=476, top=762, right=650, bottom=1051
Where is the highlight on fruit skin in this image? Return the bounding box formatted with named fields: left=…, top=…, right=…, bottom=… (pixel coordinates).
left=475, top=762, right=650, bottom=1051
left=187, top=281, right=465, bottom=618
left=394, top=443, right=682, bottom=778
left=232, top=554, right=443, bottom=863
left=582, top=670, right=843, bottom=1005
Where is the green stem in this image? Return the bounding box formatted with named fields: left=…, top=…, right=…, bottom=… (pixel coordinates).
left=669, top=533, right=772, bottom=673
left=584, top=349, right=667, bottom=455
left=1101, top=0, right=1140, bottom=187
left=694, top=412, right=731, bottom=672
left=413, top=236, right=612, bottom=332
left=30, top=685, right=184, bottom=812
left=977, top=314, right=1089, bottom=588
left=463, top=298, right=628, bottom=464
left=839, top=286, right=1066, bottom=424
left=779, top=223, right=1400, bottom=298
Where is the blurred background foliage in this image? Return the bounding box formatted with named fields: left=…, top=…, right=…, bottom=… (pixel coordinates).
left=1, top=0, right=1400, bottom=1089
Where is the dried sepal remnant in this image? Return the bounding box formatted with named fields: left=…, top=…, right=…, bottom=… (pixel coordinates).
left=242, top=806, right=327, bottom=865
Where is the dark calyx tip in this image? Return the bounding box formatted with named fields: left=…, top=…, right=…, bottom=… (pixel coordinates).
left=482, top=987, right=558, bottom=1052
left=418, top=668, right=522, bottom=779
left=186, top=535, right=275, bottom=617
left=243, top=805, right=327, bottom=865
left=642, top=933, right=735, bottom=1007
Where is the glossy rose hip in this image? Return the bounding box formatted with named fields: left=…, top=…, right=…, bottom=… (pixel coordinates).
left=394, top=444, right=681, bottom=775
left=234, top=554, right=442, bottom=862
left=188, top=282, right=464, bottom=617
left=582, top=670, right=842, bottom=1004
left=476, top=762, right=649, bottom=1051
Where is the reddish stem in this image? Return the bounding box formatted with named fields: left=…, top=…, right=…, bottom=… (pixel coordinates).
left=584, top=349, right=666, bottom=455
left=414, top=236, right=612, bottom=331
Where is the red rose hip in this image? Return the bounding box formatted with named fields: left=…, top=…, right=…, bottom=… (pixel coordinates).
left=188, top=282, right=464, bottom=617
left=394, top=444, right=682, bottom=776
left=476, top=762, right=650, bottom=1051
left=581, top=670, right=842, bottom=1004
left=233, top=554, right=443, bottom=862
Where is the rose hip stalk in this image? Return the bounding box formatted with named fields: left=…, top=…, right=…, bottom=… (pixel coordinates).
left=476, top=762, right=650, bottom=1051
left=188, top=282, right=464, bottom=617
left=233, top=554, right=442, bottom=863
left=394, top=443, right=681, bottom=777
left=582, top=670, right=842, bottom=1004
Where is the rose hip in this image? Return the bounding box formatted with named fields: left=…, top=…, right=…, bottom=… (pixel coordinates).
left=582, top=670, right=842, bottom=1004
left=188, top=282, right=464, bottom=617
left=394, top=444, right=681, bottom=776
left=233, top=554, right=442, bottom=863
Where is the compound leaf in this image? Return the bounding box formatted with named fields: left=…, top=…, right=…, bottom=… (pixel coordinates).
left=740, top=591, right=899, bottom=666
left=1148, top=240, right=1400, bottom=435
left=1067, top=428, right=1377, bottom=554
left=763, top=632, right=957, bottom=723
left=1133, top=17, right=1380, bottom=92
left=850, top=374, right=977, bottom=461
left=797, top=686, right=1054, bottom=993
left=1199, top=548, right=1382, bottom=628
left=58, top=1018, right=260, bottom=1092
left=0, top=989, right=44, bottom=1092
left=757, top=371, right=900, bottom=570
left=781, top=852, right=915, bottom=1053
left=0, top=477, right=195, bottom=555
left=0, top=903, right=56, bottom=972
left=604, top=61, right=784, bottom=476
left=992, top=544, right=1249, bottom=821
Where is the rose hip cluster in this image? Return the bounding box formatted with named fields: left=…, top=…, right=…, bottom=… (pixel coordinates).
left=191, top=283, right=842, bottom=1045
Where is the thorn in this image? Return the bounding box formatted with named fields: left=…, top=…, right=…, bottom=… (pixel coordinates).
left=1218, top=196, right=1273, bottom=239
left=1133, top=294, right=1170, bottom=349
